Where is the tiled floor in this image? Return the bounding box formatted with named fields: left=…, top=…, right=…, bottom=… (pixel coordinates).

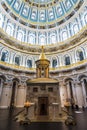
left=0, top=108, right=87, bottom=130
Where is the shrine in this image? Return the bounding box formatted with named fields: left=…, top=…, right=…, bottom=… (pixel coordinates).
left=26, top=46, right=61, bottom=121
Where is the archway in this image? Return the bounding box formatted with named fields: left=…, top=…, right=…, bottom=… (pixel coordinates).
left=38, top=97, right=49, bottom=116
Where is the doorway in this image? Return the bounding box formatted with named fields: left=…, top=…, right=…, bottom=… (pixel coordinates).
left=38, top=97, right=49, bottom=116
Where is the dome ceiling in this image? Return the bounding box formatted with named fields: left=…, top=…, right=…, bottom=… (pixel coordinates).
left=0, top=0, right=87, bottom=47
left=4, top=0, right=82, bottom=27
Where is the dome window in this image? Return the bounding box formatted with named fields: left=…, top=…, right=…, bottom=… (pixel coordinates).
left=65, top=56, right=70, bottom=65
left=27, top=59, right=32, bottom=68
left=52, top=59, right=57, bottom=68
left=15, top=57, right=20, bottom=66
left=1, top=51, right=8, bottom=62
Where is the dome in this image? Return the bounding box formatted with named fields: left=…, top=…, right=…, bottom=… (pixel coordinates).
left=0, top=0, right=86, bottom=46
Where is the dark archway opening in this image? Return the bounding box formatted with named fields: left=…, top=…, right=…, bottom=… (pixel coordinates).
left=38, top=97, right=49, bottom=116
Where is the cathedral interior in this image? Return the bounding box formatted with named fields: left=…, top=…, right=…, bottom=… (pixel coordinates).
left=0, top=0, right=87, bottom=130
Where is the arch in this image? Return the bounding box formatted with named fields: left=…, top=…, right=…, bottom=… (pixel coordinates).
left=6, top=25, right=12, bottom=35
left=14, top=0, right=21, bottom=10
left=31, top=10, right=37, bottom=20
left=64, top=54, right=71, bottom=65
left=17, top=30, right=24, bottom=42
left=64, top=77, right=73, bottom=83
left=63, top=77, right=75, bottom=105
left=0, top=50, right=9, bottom=62
left=39, top=35, right=46, bottom=45
left=28, top=33, right=35, bottom=44
left=77, top=74, right=87, bottom=107
left=73, top=24, right=79, bottom=34
left=39, top=11, right=45, bottom=20
left=50, top=33, right=57, bottom=44
left=12, top=78, right=20, bottom=83
left=14, top=56, right=20, bottom=66
left=25, top=56, right=34, bottom=68
left=49, top=10, right=54, bottom=19
left=27, top=59, right=32, bottom=68
left=78, top=74, right=87, bottom=81
left=52, top=59, right=57, bottom=68
left=6, top=23, right=14, bottom=36
left=51, top=56, right=58, bottom=68
left=76, top=48, right=85, bottom=61
left=62, top=31, right=68, bottom=41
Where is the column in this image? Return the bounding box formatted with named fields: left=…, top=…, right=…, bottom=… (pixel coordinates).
left=0, top=81, right=11, bottom=108
left=72, top=82, right=78, bottom=105
left=16, top=84, right=26, bottom=107
left=45, top=67, right=48, bottom=78
left=0, top=79, right=3, bottom=98
left=59, top=80, right=68, bottom=107
left=66, top=82, right=71, bottom=99
left=81, top=80, right=87, bottom=107
left=36, top=68, right=40, bottom=78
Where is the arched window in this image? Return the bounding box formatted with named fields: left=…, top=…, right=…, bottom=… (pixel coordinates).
left=65, top=0, right=71, bottom=9
left=6, top=25, right=12, bottom=36
left=49, top=10, right=54, bottom=19
left=1, top=51, right=8, bottom=62
left=62, top=31, right=68, bottom=41
left=57, top=7, right=62, bottom=15
left=14, top=1, right=20, bottom=10
left=28, top=34, right=35, bottom=44
left=52, top=59, right=57, bottom=68
left=27, top=59, right=32, bottom=68
left=51, top=34, right=56, bottom=44
left=73, top=24, right=79, bottom=34
left=31, top=11, right=37, bottom=20
left=15, top=56, right=20, bottom=66
left=65, top=56, right=70, bottom=65
left=40, top=35, right=45, bottom=45
left=40, top=12, right=45, bottom=20
left=78, top=51, right=84, bottom=61
left=17, top=31, right=23, bottom=41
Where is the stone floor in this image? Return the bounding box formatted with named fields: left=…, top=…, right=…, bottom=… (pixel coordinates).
left=0, top=108, right=87, bottom=130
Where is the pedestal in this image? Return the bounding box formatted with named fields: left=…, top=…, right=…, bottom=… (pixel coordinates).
left=27, top=103, right=35, bottom=120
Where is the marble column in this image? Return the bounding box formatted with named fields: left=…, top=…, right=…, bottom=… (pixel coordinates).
left=66, top=82, right=71, bottom=99
left=16, top=84, right=26, bottom=107
left=0, top=79, right=4, bottom=99
left=72, top=82, right=78, bottom=105
left=0, top=82, right=11, bottom=108
left=59, top=81, right=68, bottom=107
left=81, top=80, right=87, bottom=107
